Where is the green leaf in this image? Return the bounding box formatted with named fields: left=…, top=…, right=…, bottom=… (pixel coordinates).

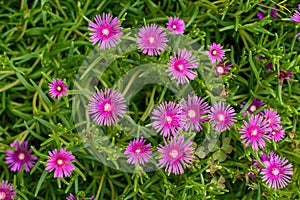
left=35, top=171, right=49, bottom=197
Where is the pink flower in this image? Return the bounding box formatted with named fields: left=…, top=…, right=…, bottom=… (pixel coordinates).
left=124, top=137, right=152, bottom=166
left=166, top=48, right=198, bottom=84
left=88, top=13, right=123, bottom=49
left=269, top=125, right=285, bottom=142
left=263, top=108, right=281, bottom=129
left=151, top=101, right=183, bottom=137
left=5, top=140, right=37, bottom=172
left=166, top=17, right=185, bottom=34
left=214, top=61, right=232, bottom=77
left=291, top=7, right=300, bottom=22
left=261, top=154, right=293, bottom=190
left=137, top=24, right=168, bottom=56
left=241, top=98, right=264, bottom=117
left=240, top=115, right=271, bottom=151
left=181, top=95, right=210, bottom=132
left=208, top=102, right=236, bottom=132
left=157, top=135, right=195, bottom=175
left=88, top=88, right=127, bottom=126
left=0, top=180, right=16, bottom=200
left=45, top=149, right=75, bottom=178
left=205, top=43, right=225, bottom=64
left=278, top=70, right=293, bottom=85
left=48, top=78, right=68, bottom=99
left=67, top=193, right=95, bottom=200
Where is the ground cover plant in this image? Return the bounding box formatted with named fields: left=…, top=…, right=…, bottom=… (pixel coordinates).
left=0, top=0, right=300, bottom=199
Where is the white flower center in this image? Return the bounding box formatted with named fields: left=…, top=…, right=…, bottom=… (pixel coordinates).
left=272, top=168, right=280, bottom=176
left=172, top=24, right=177, bottom=30
left=102, top=28, right=109, bottom=36
left=216, top=66, right=224, bottom=73
left=188, top=109, right=196, bottom=119
left=57, top=159, right=63, bottom=166
left=0, top=192, right=6, bottom=200
left=56, top=86, right=62, bottom=92
left=251, top=129, right=258, bottom=136
left=148, top=37, right=155, bottom=44
left=272, top=131, right=277, bottom=135
left=267, top=118, right=272, bottom=125
left=212, top=49, right=218, bottom=55
left=249, top=105, right=257, bottom=112
left=177, top=64, right=184, bottom=71
left=169, top=149, right=178, bottom=158
left=18, top=153, right=25, bottom=161
left=217, top=114, right=225, bottom=122
left=135, top=148, right=141, bottom=154
left=165, top=116, right=172, bottom=124
left=103, top=103, right=112, bottom=112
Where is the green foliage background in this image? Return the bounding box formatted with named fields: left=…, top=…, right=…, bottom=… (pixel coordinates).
left=0, top=0, right=299, bottom=199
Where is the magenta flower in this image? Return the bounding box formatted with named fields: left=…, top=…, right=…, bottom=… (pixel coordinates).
left=257, top=12, right=265, bottom=20
left=181, top=95, right=210, bottom=132
left=261, top=154, right=293, bottom=190
left=278, top=70, right=293, bottom=85
left=206, top=43, right=225, bottom=64
left=48, top=78, right=68, bottom=99
left=88, top=88, right=127, bottom=126
left=166, top=16, right=185, bottom=34
left=5, top=140, right=37, bottom=172
left=269, top=125, right=285, bottom=142
left=88, top=13, right=123, bottom=49
left=253, top=151, right=276, bottom=169
left=157, top=135, right=195, bottom=175
left=137, top=24, right=168, bottom=56
left=263, top=108, right=281, bottom=129
left=166, top=48, right=198, bottom=84
left=0, top=180, right=16, bottom=200
left=241, top=98, right=264, bottom=117
left=257, top=6, right=277, bottom=19
left=151, top=101, right=183, bottom=137
left=240, top=115, right=271, bottom=151
left=214, top=62, right=232, bottom=77
left=270, top=6, right=278, bottom=18
left=208, top=102, right=236, bottom=132
left=124, top=137, right=152, bottom=166
left=45, top=149, right=75, bottom=178
left=291, top=7, right=300, bottom=22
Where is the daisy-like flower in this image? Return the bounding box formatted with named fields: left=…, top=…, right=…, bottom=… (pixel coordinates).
left=151, top=101, right=183, bottom=137
left=240, top=115, right=271, bottom=151
left=269, top=125, right=285, bottom=142
left=124, top=137, right=152, bottom=166
left=291, top=5, right=300, bottom=22
left=137, top=24, right=168, bottom=56
left=181, top=95, right=210, bottom=132
left=45, top=149, right=75, bottom=178
left=214, top=62, right=233, bottom=77
left=88, top=88, right=127, bottom=126
left=88, top=13, right=123, bottom=49
left=166, top=48, right=198, bottom=84
left=166, top=16, right=185, bottom=34
left=263, top=108, right=280, bottom=129
left=67, top=193, right=95, bottom=200
left=205, top=43, right=225, bottom=64
left=0, top=180, right=16, bottom=200
left=261, top=154, right=293, bottom=190
left=48, top=78, right=68, bottom=99
left=208, top=102, right=236, bottom=132
left=241, top=98, right=264, bottom=117
left=253, top=151, right=276, bottom=169
left=157, top=135, right=195, bottom=175
left=5, top=140, right=37, bottom=172
left=278, top=70, right=293, bottom=85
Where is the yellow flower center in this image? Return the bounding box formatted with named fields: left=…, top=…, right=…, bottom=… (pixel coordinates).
left=56, top=86, right=62, bottom=92
left=212, top=49, right=218, bottom=55
left=249, top=105, right=257, bottom=112
left=135, top=148, right=141, bottom=154
left=172, top=24, right=177, bottom=29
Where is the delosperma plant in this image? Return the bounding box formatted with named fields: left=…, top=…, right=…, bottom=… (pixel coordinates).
left=1, top=1, right=300, bottom=199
